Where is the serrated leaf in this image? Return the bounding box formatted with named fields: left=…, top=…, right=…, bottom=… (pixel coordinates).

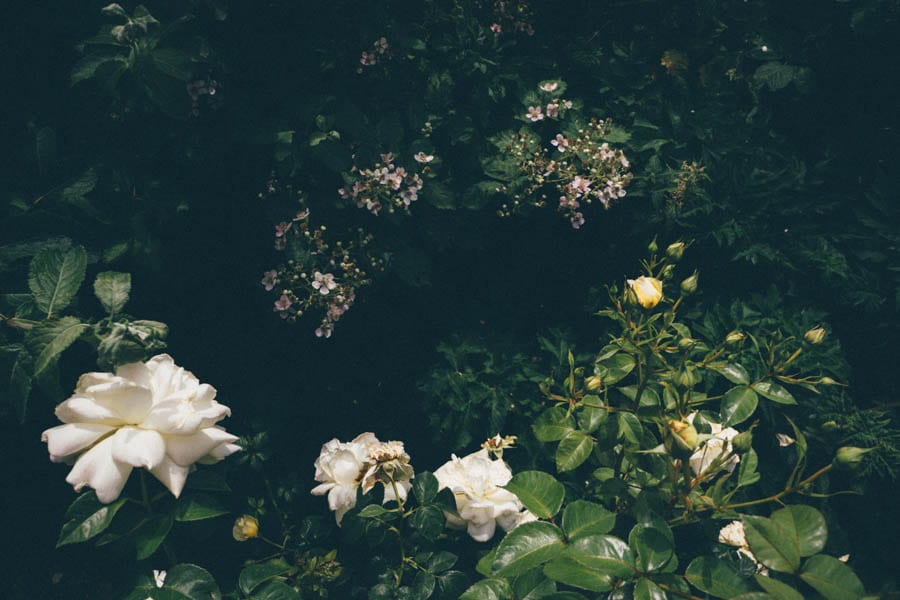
left=491, top=521, right=566, bottom=578
left=738, top=448, right=761, bottom=488
left=29, top=246, right=87, bottom=317
left=504, top=471, right=565, bottom=519
left=752, top=381, right=797, bottom=405
left=617, top=412, right=643, bottom=447
left=239, top=559, right=295, bottom=595
left=562, top=500, right=616, bottom=541
left=799, top=555, right=866, bottom=600
left=411, top=505, right=444, bottom=541
left=633, top=578, right=667, bottom=600
left=721, top=386, right=759, bottom=427
left=253, top=580, right=302, bottom=600
left=28, top=317, right=89, bottom=377
left=743, top=515, right=801, bottom=573
left=57, top=492, right=127, bottom=547
left=94, top=271, right=131, bottom=315
left=174, top=493, right=229, bottom=522
left=556, top=430, right=594, bottom=472
left=684, top=556, right=754, bottom=598
left=60, top=169, right=98, bottom=201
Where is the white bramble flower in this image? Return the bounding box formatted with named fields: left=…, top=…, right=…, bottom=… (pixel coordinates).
left=525, top=106, right=544, bottom=122
left=433, top=448, right=534, bottom=542
left=41, top=355, right=240, bottom=504
left=413, top=152, right=434, bottom=164
left=539, top=81, right=559, bottom=92
left=312, top=272, right=338, bottom=295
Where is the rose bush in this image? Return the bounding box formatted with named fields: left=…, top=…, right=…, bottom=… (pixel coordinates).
left=41, top=354, right=240, bottom=503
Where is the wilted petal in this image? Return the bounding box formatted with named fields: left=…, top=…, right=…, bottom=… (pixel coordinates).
left=42, top=423, right=115, bottom=461
left=66, top=436, right=133, bottom=503
left=111, top=427, right=166, bottom=469
left=164, top=427, right=239, bottom=466
left=149, top=456, right=190, bottom=498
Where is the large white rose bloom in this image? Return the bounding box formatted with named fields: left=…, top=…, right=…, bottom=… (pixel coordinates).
left=311, top=432, right=379, bottom=524
left=433, top=448, right=533, bottom=542
left=41, top=354, right=240, bottom=503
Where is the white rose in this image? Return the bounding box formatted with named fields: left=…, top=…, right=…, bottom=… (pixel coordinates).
left=690, top=422, right=740, bottom=476
left=41, top=354, right=240, bottom=504
left=627, top=276, right=663, bottom=309
left=311, top=432, right=379, bottom=524
left=433, top=448, right=531, bottom=542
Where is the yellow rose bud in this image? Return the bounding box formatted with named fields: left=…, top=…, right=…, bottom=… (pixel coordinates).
left=666, top=241, right=686, bottom=262
left=667, top=419, right=699, bottom=455
left=725, top=331, right=745, bottom=346
left=232, top=515, right=260, bottom=541
left=627, top=276, right=663, bottom=309
left=647, top=238, right=659, bottom=254
left=680, top=271, right=699, bottom=295
left=805, top=327, right=826, bottom=345
left=584, top=375, right=603, bottom=391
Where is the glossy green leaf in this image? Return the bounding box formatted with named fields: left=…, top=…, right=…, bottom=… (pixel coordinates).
left=28, top=245, right=87, bottom=317
left=9, top=349, right=32, bottom=424
left=533, top=406, right=576, bottom=442
left=754, top=574, right=805, bottom=600
left=711, top=362, right=751, bottom=385
left=491, top=521, right=566, bottom=577
left=629, top=526, right=673, bottom=573
left=752, top=381, right=797, bottom=405
left=29, top=317, right=89, bottom=377
left=771, top=505, right=827, bottom=557
left=720, top=386, right=759, bottom=427
left=161, top=564, right=222, bottom=600
left=459, top=577, right=513, bottom=600
left=564, top=535, right=636, bottom=579
left=617, top=412, right=643, bottom=447
left=134, top=513, right=173, bottom=560
left=398, top=571, right=436, bottom=600
left=411, top=505, right=445, bottom=540
left=436, top=571, right=470, bottom=598
left=562, top=500, right=616, bottom=541
left=743, top=515, right=801, bottom=573
left=427, top=551, right=458, bottom=574
left=512, top=568, right=557, bottom=599
left=799, top=555, right=866, bottom=600
left=174, top=493, right=229, bottom=522
left=239, top=559, right=295, bottom=595
left=738, top=448, right=761, bottom=487
left=684, top=556, right=754, bottom=598
left=633, top=578, right=667, bottom=600
left=358, top=504, right=389, bottom=518
left=253, top=580, right=302, bottom=600
left=543, top=556, right=614, bottom=592
left=556, top=430, right=594, bottom=472
left=595, top=353, right=635, bottom=385
left=93, top=271, right=131, bottom=315
left=57, top=492, right=127, bottom=547
left=503, top=471, right=565, bottom=519
left=538, top=593, right=588, bottom=600
left=577, top=401, right=608, bottom=433
left=413, top=470, right=439, bottom=504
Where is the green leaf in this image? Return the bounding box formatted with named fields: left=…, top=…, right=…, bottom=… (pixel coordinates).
left=174, top=493, right=229, bottom=522
left=617, top=412, right=643, bottom=447
left=398, top=571, right=436, bottom=600
left=754, top=62, right=804, bottom=91
left=711, top=362, right=751, bottom=385
left=562, top=500, right=616, bottom=541
left=437, top=571, right=470, bottom=598
left=563, top=535, right=636, bottom=579
left=737, top=448, right=761, bottom=487
left=426, top=551, right=458, bottom=574
left=556, top=430, right=594, bottom=472
left=576, top=401, right=607, bottom=433
left=512, top=570, right=556, bottom=599
left=503, top=471, right=565, bottom=519
left=411, top=505, right=445, bottom=541
left=184, top=469, right=231, bottom=493
left=743, top=515, right=801, bottom=573
left=57, top=492, right=127, bottom=547
left=459, top=578, right=513, bottom=600
left=633, top=578, right=667, bottom=600
left=134, top=513, right=174, bottom=560
left=28, top=245, right=87, bottom=317
left=533, top=406, right=576, bottom=442
left=414, top=470, right=439, bottom=505
left=629, top=526, right=673, bottom=573
left=799, top=555, right=865, bottom=600
left=594, top=353, right=635, bottom=385
left=253, top=580, right=302, bottom=600
left=491, top=521, right=566, bottom=578
left=771, top=505, right=827, bottom=557
left=684, top=556, right=754, bottom=598
left=752, top=381, right=797, bottom=405
left=159, top=563, right=222, bottom=600
left=720, top=387, right=759, bottom=427
left=543, top=556, right=614, bottom=592
left=93, top=271, right=131, bottom=315
left=239, top=559, right=295, bottom=595
left=9, top=349, right=33, bottom=424
left=28, top=317, right=89, bottom=377
left=754, top=574, right=805, bottom=600
left=358, top=504, right=389, bottom=518
left=71, top=54, right=128, bottom=85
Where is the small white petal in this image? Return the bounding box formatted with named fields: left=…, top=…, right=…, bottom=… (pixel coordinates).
left=42, top=423, right=115, bottom=461
left=65, top=436, right=133, bottom=503
left=54, top=395, right=125, bottom=426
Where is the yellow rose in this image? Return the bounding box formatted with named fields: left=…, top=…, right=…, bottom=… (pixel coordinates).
left=232, top=515, right=259, bottom=541
left=627, top=276, right=663, bottom=309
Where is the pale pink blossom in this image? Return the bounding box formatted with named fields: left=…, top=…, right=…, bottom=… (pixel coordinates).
left=261, top=270, right=278, bottom=291
left=312, top=272, right=338, bottom=295
left=525, top=106, right=544, bottom=122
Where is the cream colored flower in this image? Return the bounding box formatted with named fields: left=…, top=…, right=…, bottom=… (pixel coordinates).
left=627, top=276, right=663, bottom=309
left=41, top=354, right=240, bottom=504
left=360, top=440, right=414, bottom=503
left=311, top=432, right=379, bottom=524
left=718, top=521, right=768, bottom=575
left=690, top=422, right=740, bottom=476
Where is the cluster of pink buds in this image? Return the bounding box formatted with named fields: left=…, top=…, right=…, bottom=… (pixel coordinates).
left=357, top=37, right=390, bottom=74
left=338, top=153, right=425, bottom=215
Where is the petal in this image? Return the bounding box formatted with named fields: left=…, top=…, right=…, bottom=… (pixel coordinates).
left=311, top=482, right=335, bottom=496
left=327, top=484, right=359, bottom=517
left=55, top=395, right=125, bottom=426
left=65, top=436, right=133, bottom=504
left=115, top=361, right=152, bottom=389
left=382, top=480, right=411, bottom=504
left=196, top=442, right=241, bottom=465
left=467, top=519, right=496, bottom=542
left=42, top=423, right=115, bottom=461
left=141, top=399, right=204, bottom=434
left=111, top=427, right=166, bottom=469
left=164, top=427, right=239, bottom=466
left=149, top=456, right=191, bottom=498
left=76, top=378, right=153, bottom=424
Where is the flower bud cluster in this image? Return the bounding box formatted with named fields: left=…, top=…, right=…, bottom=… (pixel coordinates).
left=356, top=37, right=390, bottom=74
left=338, top=152, right=426, bottom=216
left=668, top=161, right=707, bottom=209
left=263, top=206, right=384, bottom=338
left=490, top=0, right=535, bottom=37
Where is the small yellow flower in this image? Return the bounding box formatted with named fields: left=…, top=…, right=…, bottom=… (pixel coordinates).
left=627, top=276, right=663, bottom=309
left=232, top=515, right=259, bottom=541
left=804, top=327, right=826, bottom=345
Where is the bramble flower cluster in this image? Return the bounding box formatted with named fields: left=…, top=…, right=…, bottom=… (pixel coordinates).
left=311, top=433, right=414, bottom=525
left=338, top=152, right=426, bottom=216
left=490, top=0, right=535, bottom=36
left=356, top=36, right=390, bottom=74
left=667, top=160, right=708, bottom=209
left=262, top=207, right=383, bottom=338
left=185, top=76, right=221, bottom=117
left=494, top=87, right=633, bottom=228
